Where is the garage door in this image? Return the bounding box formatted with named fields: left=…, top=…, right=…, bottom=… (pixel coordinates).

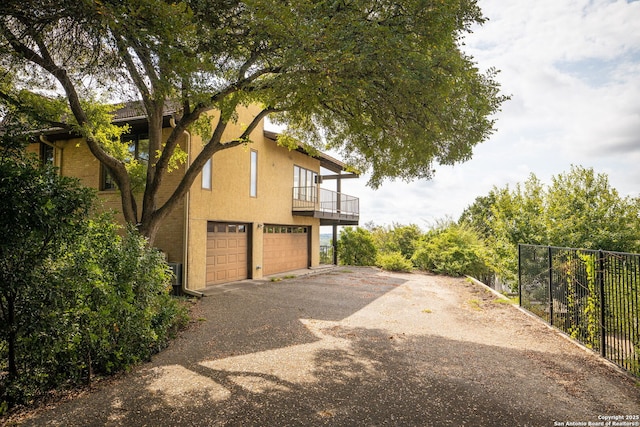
left=263, top=225, right=309, bottom=276
left=206, top=222, right=249, bottom=285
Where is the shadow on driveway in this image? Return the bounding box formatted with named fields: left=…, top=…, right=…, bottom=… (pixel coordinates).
left=16, top=267, right=640, bottom=426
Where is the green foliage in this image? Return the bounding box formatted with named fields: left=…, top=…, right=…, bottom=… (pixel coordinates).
left=412, top=222, right=492, bottom=277
left=76, top=101, right=130, bottom=153
left=337, top=227, right=377, bottom=266
left=60, top=217, right=188, bottom=377
left=566, top=252, right=598, bottom=348
left=370, top=223, right=423, bottom=260
left=0, top=0, right=507, bottom=241
left=0, top=145, right=187, bottom=409
left=0, top=141, right=94, bottom=388
left=460, top=166, right=640, bottom=287
left=376, top=252, right=413, bottom=272
left=545, top=166, right=640, bottom=252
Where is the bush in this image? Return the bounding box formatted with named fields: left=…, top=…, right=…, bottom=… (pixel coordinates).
left=370, top=223, right=423, bottom=260
left=337, top=227, right=377, bottom=266
left=57, top=216, right=189, bottom=381
left=376, top=252, right=413, bottom=272
left=1, top=191, right=188, bottom=409
left=2, top=215, right=189, bottom=408
left=412, top=223, right=492, bottom=277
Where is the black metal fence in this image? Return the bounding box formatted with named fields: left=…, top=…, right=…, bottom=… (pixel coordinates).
left=320, top=245, right=334, bottom=265
left=519, top=244, right=639, bottom=377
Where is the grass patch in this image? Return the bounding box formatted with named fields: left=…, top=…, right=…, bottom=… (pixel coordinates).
left=269, top=275, right=296, bottom=282
left=494, top=297, right=518, bottom=305
left=467, top=299, right=482, bottom=310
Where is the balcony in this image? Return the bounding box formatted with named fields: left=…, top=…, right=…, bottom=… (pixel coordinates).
left=292, top=187, right=359, bottom=225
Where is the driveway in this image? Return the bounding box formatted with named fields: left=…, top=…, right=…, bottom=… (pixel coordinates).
left=12, top=267, right=640, bottom=426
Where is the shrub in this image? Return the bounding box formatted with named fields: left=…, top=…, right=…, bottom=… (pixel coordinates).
left=1, top=208, right=188, bottom=408
left=376, top=252, right=413, bottom=272
left=337, top=227, right=377, bottom=266
left=412, top=223, right=492, bottom=277
left=59, top=216, right=189, bottom=380
left=370, top=223, right=423, bottom=260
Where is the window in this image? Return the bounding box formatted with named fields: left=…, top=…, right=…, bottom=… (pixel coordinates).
left=100, top=164, right=117, bottom=191
left=125, top=134, right=149, bottom=163
left=202, top=158, right=212, bottom=190
left=99, top=133, right=149, bottom=191
left=293, top=165, right=318, bottom=202
left=40, top=143, right=54, bottom=166
left=250, top=150, right=258, bottom=197
left=208, top=222, right=248, bottom=233
left=264, top=225, right=308, bottom=234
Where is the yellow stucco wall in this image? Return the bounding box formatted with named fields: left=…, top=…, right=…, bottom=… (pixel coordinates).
left=185, top=105, right=320, bottom=290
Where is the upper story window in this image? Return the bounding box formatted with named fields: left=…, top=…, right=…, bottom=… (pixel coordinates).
left=202, top=158, right=212, bottom=190
left=100, top=133, right=149, bottom=191
left=250, top=150, right=258, bottom=198
left=100, top=165, right=117, bottom=191
left=125, top=134, right=149, bottom=163
left=294, top=165, right=318, bottom=201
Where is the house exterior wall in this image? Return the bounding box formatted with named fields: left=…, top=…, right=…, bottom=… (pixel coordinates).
left=185, top=105, right=320, bottom=290
left=28, top=104, right=323, bottom=291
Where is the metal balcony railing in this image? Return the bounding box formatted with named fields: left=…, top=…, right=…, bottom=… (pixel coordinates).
left=292, top=187, right=359, bottom=220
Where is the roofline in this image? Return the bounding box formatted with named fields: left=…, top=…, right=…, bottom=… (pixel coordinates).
left=28, top=100, right=180, bottom=139
left=263, top=130, right=352, bottom=174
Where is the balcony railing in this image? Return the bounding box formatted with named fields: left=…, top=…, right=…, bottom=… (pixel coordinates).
left=292, top=187, right=359, bottom=224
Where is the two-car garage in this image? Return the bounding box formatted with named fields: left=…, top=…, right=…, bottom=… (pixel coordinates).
left=206, top=222, right=309, bottom=286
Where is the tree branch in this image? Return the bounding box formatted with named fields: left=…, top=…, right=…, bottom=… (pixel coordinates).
left=231, top=106, right=280, bottom=143
left=114, top=34, right=152, bottom=106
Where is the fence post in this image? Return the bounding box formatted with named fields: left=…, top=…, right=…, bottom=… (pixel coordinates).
left=548, top=246, right=554, bottom=326
left=598, top=249, right=606, bottom=358
left=518, top=244, right=522, bottom=307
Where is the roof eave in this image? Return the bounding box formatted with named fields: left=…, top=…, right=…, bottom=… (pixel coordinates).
left=263, top=130, right=353, bottom=174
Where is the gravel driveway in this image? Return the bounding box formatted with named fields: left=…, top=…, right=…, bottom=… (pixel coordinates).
left=10, top=267, right=640, bottom=426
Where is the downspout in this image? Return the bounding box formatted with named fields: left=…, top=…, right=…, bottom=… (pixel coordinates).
left=170, top=116, right=203, bottom=298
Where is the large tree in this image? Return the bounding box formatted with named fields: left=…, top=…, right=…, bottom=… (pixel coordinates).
left=0, top=0, right=507, bottom=243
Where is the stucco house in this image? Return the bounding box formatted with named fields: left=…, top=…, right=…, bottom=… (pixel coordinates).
left=27, top=103, right=359, bottom=293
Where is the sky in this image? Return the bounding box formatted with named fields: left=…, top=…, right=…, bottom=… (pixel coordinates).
left=310, top=0, right=640, bottom=230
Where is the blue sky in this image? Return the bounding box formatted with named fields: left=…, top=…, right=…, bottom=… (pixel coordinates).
left=316, top=0, right=640, bottom=229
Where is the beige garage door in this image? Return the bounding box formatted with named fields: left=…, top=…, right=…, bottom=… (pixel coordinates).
left=263, top=225, right=309, bottom=276
left=206, top=222, right=249, bottom=285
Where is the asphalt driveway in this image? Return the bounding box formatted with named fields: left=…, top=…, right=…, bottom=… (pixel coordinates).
left=13, top=267, right=640, bottom=426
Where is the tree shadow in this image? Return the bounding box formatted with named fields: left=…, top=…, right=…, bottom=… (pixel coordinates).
left=159, top=268, right=408, bottom=365
left=21, top=324, right=640, bottom=426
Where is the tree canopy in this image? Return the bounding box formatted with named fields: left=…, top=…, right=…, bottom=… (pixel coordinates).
left=0, top=0, right=507, bottom=241
left=460, top=166, right=640, bottom=284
